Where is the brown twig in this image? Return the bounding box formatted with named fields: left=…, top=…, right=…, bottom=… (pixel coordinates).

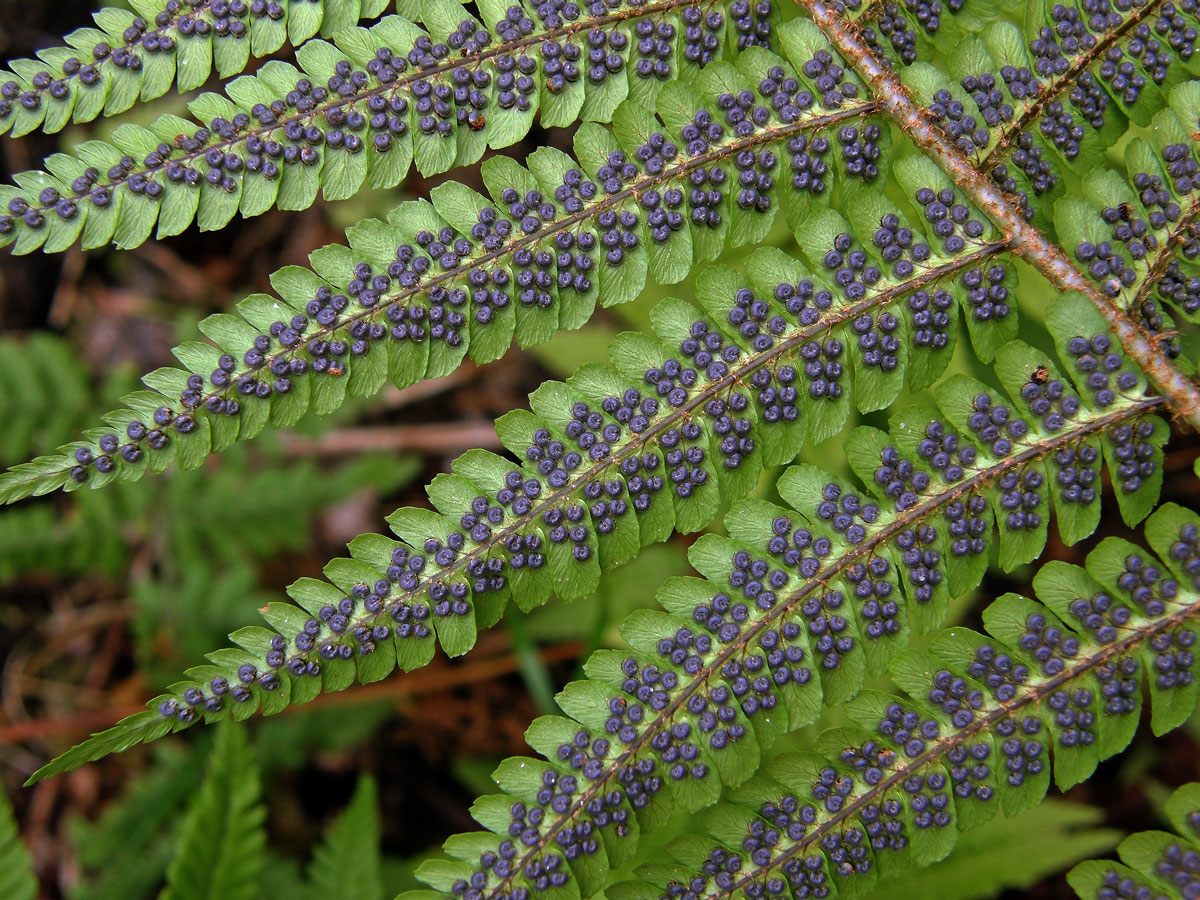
left=281, top=420, right=502, bottom=456
left=802, top=0, right=1200, bottom=429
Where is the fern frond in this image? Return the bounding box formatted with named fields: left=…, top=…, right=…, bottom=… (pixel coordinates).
left=0, top=786, right=36, bottom=900
left=0, top=1, right=391, bottom=139
left=160, top=721, right=265, bottom=900
left=395, top=501, right=1200, bottom=900
left=0, top=36, right=887, bottom=501
left=875, top=0, right=1200, bottom=223
left=1070, top=781, right=1200, bottom=900
left=26, top=285, right=1168, bottom=779
left=0, top=0, right=782, bottom=254
left=306, top=775, right=384, bottom=900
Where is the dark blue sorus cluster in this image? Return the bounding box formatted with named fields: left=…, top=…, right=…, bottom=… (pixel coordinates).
left=56, top=72, right=885, bottom=487
left=0, top=0, right=299, bottom=122
left=0, top=0, right=760, bottom=242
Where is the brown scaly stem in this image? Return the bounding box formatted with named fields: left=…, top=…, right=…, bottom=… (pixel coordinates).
left=801, top=0, right=1200, bottom=430
left=978, top=0, right=1167, bottom=169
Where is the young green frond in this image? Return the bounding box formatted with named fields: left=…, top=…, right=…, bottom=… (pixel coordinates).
left=0, top=0, right=781, bottom=254
left=26, top=285, right=1167, bottom=780
left=0, top=1, right=391, bottom=139
left=1069, top=781, right=1200, bottom=900
left=397, top=501, right=1200, bottom=900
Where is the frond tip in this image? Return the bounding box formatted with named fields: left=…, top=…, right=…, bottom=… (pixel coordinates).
left=0, top=30, right=892, bottom=499
left=0, top=0, right=390, bottom=137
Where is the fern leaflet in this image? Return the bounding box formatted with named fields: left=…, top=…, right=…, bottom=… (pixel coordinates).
left=0, top=0, right=778, bottom=253
left=1069, top=781, right=1200, bottom=900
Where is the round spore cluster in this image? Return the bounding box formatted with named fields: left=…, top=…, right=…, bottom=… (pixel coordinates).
left=835, top=123, right=882, bottom=182
left=926, top=89, right=991, bottom=156
left=822, top=231, right=885, bottom=303
left=962, top=263, right=1012, bottom=322
left=798, top=335, right=845, bottom=402
left=762, top=516, right=854, bottom=670
left=961, top=72, right=1014, bottom=127
left=800, top=49, right=861, bottom=109
left=913, top=186, right=989, bottom=256
left=965, top=392, right=1030, bottom=459
left=1017, top=613, right=1097, bottom=743
left=996, top=466, right=1044, bottom=532
left=0, top=0, right=764, bottom=244
left=682, top=6, right=725, bottom=65
left=907, top=287, right=953, bottom=349
left=873, top=3, right=920, bottom=64
left=731, top=0, right=773, bottom=50
left=966, top=645, right=1046, bottom=786
left=633, top=18, right=675, bottom=81
left=1169, top=521, right=1200, bottom=593
left=0, top=0, right=256, bottom=120
left=917, top=419, right=975, bottom=485
left=870, top=209, right=929, bottom=280
left=1107, top=420, right=1159, bottom=494
left=1019, top=369, right=1082, bottom=434
left=1051, top=443, right=1100, bottom=506
left=1066, top=333, right=1138, bottom=408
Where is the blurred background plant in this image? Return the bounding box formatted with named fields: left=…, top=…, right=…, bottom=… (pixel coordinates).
left=3, top=2, right=1200, bottom=899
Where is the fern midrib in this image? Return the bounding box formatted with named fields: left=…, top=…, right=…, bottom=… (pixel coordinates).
left=481, top=393, right=1166, bottom=900
left=802, top=0, right=1200, bottom=428
left=714, top=566, right=1199, bottom=900
left=10, top=101, right=877, bottom=492
left=1132, top=193, right=1200, bottom=312
left=10, top=0, right=711, bottom=222
left=978, top=0, right=1168, bottom=169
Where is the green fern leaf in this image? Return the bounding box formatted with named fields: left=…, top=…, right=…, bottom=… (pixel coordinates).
left=306, top=775, right=384, bottom=900
left=0, top=0, right=783, bottom=254
left=0, top=785, right=36, bottom=900
left=160, top=721, right=266, bottom=900
left=0, top=1, right=391, bottom=139
left=0, top=33, right=889, bottom=500
left=26, top=286, right=1168, bottom=778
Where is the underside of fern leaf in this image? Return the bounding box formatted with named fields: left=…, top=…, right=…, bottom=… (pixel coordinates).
left=26, top=284, right=1169, bottom=780
left=1, top=25, right=894, bottom=499
left=395, top=501, right=1200, bottom=900
left=0, top=0, right=785, bottom=253
left=0, top=1, right=392, bottom=138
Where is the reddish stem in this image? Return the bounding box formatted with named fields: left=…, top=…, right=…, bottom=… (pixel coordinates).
left=801, top=0, right=1200, bottom=429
